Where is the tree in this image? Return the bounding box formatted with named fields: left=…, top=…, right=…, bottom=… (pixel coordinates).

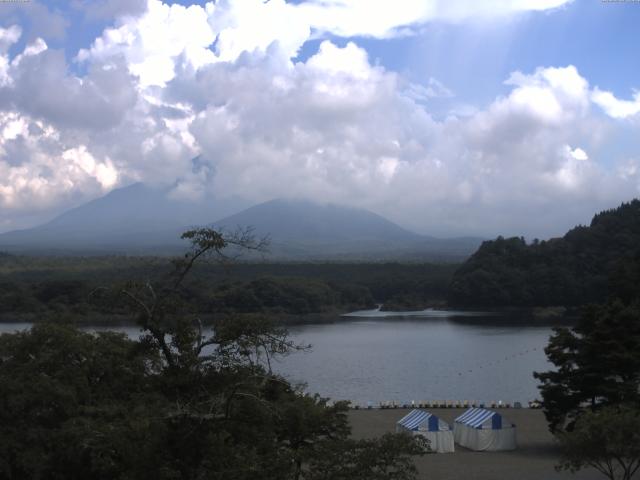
left=306, top=433, right=428, bottom=480
left=0, top=228, right=426, bottom=480
left=115, top=227, right=270, bottom=370
left=534, top=301, right=640, bottom=432
left=556, top=405, right=640, bottom=480
left=0, top=323, right=160, bottom=480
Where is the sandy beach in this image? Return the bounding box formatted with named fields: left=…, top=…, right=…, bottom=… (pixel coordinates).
left=348, top=408, right=610, bottom=480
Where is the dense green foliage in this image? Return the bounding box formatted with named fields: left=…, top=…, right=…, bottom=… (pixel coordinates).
left=449, top=200, right=640, bottom=307
left=209, top=277, right=374, bottom=314
left=0, top=257, right=456, bottom=321
left=556, top=405, right=640, bottom=480
left=517, top=201, right=640, bottom=477
left=0, top=322, right=425, bottom=480
left=0, top=229, right=427, bottom=480
left=534, top=300, right=640, bottom=433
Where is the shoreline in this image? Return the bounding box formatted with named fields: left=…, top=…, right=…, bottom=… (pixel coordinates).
left=0, top=305, right=579, bottom=326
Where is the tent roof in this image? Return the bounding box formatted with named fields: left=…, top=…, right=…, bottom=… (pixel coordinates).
left=397, top=409, right=448, bottom=431
left=455, top=408, right=511, bottom=429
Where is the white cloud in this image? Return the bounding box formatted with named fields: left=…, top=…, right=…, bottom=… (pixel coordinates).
left=77, top=0, right=576, bottom=89
left=305, top=40, right=373, bottom=79
left=0, top=25, right=22, bottom=86
left=61, top=146, right=119, bottom=189
left=503, top=65, right=590, bottom=124
left=2, top=0, right=639, bottom=239
left=0, top=1, right=69, bottom=41
left=2, top=40, right=138, bottom=130
left=569, top=147, right=588, bottom=161
left=296, top=0, right=573, bottom=39
left=0, top=25, right=22, bottom=52
left=77, top=0, right=217, bottom=87
left=404, top=78, right=454, bottom=103
left=592, top=88, right=640, bottom=119
left=175, top=48, right=626, bottom=237
left=10, top=37, right=48, bottom=68
left=0, top=113, right=119, bottom=216
left=209, top=0, right=310, bottom=61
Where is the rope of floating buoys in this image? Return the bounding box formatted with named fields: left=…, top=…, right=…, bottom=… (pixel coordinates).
left=455, top=345, right=542, bottom=377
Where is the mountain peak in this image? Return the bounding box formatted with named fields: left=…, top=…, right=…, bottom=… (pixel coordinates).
left=214, top=198, right=421, bottom=244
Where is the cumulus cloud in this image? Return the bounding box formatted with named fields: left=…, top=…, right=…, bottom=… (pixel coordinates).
left=1, top=42, right=138, bottom=130
left=77, top=0, right=575, bottom=87
left=77, top=1, right=218, bottom=87
left=0, top=25, right=22, bottom=86
left=0, top=1, right=69, bottom=41
left=592, top=88, right=640, bottom=119
left=0, top=0, right=638, bottom=239
left=170, top=46, right=631, bottom=237
left=0, top=112, right=118, bottom=214
left=0, top=25, right=22, bottom=52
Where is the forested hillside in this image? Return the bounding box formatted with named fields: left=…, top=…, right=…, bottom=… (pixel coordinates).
left=449, top=200, right=640, bottom=307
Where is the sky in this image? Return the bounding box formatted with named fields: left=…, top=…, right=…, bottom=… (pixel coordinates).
left=1, top=0, right=640, bottom=238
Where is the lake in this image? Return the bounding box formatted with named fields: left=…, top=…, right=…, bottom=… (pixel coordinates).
left=0, top=308, right=556, bottom=406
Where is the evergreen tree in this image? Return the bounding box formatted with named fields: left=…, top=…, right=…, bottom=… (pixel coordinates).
left=534, top=301, right=640, bottom=432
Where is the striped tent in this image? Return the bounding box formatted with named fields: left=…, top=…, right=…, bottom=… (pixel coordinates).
left=396, top=410, right=454, bottom=453
left=453, top=408, right=516, bottom=451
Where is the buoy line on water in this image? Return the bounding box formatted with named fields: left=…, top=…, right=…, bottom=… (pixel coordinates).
left=455, top=346, right=540, bottom=377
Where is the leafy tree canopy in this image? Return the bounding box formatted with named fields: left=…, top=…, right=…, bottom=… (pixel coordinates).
left=0, top=228, right=426, bottom=480
left=556, top=405, right=640, bottom=480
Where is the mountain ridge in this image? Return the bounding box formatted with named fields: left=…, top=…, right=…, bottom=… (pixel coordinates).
left=0, top=184, right=482, bottom=260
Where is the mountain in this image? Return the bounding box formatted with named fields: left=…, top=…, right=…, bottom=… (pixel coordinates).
left=0, top=183, right=245, bottom=254
left=0, top=188, right=482, bottom=260
left=449, top=199, right=640, bottom=307
left=215, top=198, right=421, bottom=243
left=213, top=199, right=481, bottom=260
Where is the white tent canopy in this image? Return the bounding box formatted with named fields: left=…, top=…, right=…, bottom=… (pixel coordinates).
left=396, top=409, right=455, bottom=453
left=453, top=408, right=516, bottom=451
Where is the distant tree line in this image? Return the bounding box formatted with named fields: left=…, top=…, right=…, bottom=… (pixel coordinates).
left=0, top=260, right=457, bottom=321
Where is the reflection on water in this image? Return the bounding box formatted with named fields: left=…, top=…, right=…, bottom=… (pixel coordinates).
left=0, top=311, right=554, bottom=405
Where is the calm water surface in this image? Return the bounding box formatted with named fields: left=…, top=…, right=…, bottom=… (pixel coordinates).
left=0, top=309, right=555, bottom=405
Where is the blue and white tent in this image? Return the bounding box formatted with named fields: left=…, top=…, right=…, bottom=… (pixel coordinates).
left=396, top=410, right=454, bottom=453
left=453, top=408, right=516, bottom=451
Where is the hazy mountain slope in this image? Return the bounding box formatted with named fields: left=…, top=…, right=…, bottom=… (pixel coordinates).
left=214, top=199, right=422, bottom=243
left=214, top=199, right=481, bottom=260
left=0, top=190, right=481, bottom=259
left=0, top=183, right=244, bottom=253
